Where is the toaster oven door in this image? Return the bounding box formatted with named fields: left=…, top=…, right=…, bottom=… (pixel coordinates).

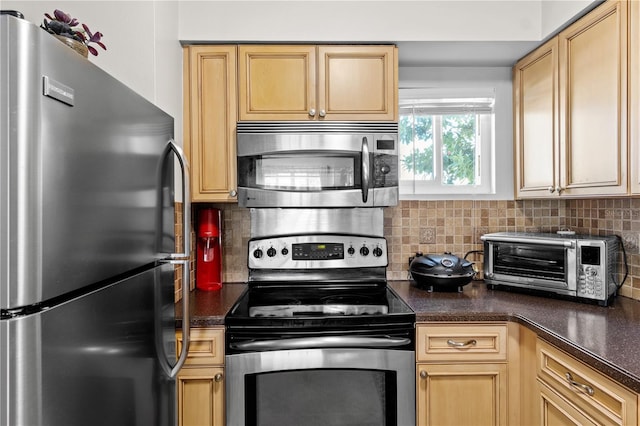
left=484, top=240, right=577, bottom=294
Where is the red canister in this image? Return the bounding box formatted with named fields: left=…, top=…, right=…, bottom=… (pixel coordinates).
left=196, top=208, right=223, bottom=291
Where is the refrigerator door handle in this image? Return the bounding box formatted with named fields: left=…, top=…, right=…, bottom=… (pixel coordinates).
left=169, top=258, right=190, bottom=378
left=157, top=139, right=191, bottom=377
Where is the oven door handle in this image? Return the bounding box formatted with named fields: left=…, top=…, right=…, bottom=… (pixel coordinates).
left=480, top=235, right=575, bottom=248
left=230, top=336, right=411, bottom=351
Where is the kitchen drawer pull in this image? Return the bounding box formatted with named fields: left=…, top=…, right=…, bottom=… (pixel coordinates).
left=565, top=372, right=594, bottom=396
left=214, top=373, right=224, bottom=383
left=447, top=339, right=477, bottom=348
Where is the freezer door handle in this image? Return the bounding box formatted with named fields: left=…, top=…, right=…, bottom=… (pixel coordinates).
left=161, top=139, right=191, bottom=260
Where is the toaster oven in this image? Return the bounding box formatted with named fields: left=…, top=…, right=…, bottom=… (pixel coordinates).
left=481, top=232, right=623, bottom=306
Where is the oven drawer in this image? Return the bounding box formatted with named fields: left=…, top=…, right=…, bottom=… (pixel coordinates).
left=416, top=323, right=508, bottom=362
left=537, top=338, right=638, bottom=425
left=177, top=328, right=225, bottom=366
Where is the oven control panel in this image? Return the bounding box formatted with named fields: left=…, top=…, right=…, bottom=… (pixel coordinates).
left=248, top=235, right=387, bottom=269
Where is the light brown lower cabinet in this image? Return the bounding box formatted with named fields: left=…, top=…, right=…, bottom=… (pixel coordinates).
left=536, top=338, right=638, bottom=426
left=176, top=328, right=225, bottom=426
left=416, top=323, right=511, bottom=426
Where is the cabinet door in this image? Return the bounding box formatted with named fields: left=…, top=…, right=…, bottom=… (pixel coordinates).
left=514, top=38, right=559, bottom=198
left=183, top=46, right=238, bottom=202
left=177, top=367, right=225, bottom=426
left=238, top=45, right=316, bottom=120
left=317, top=45, right=397, bottom=121
left=558, top=0, right=628, bottom=196
left=416, top=363, right=508, bottom=426
left=630, top=0, right=640, bottom=194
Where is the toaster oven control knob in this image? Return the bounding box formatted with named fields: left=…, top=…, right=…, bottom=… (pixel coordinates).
left=347, top=246, right=355, bottom=256
left=253, top=248, right=264, bottom=259
left=267, top=247, right=277, bottom=257
left=281, top=247, right=289, bottom=256
left=360, top=246, right=369, bottom=256
left=373, top=247, right=383, bottom=257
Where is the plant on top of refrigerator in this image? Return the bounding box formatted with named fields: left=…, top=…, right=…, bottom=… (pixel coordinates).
left=40, top=9, right=106, bottom=56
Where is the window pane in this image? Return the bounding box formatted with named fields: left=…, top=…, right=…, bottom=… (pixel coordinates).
left=399, top=113, right=434, bottom=181
left=441, top=114, right=477, bottom=186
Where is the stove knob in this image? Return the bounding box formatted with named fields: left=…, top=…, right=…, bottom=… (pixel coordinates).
left=281, top=247, right=289, bottom=256
left=267, top=247, right=277, bottom=257
left=347, top=246, right=355, bottom=256
left=360, top=246, right=369, bottom=256
left=253, top=248, right=264, bottom=259
left=373, top=247, right=383, bottom=257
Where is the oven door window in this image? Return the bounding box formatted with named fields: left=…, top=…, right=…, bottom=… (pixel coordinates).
left=246, top=368, right=395, bottom=426
left=238, top=153, right=361, bottom=191
left=493, top=243, right=566, bottom=281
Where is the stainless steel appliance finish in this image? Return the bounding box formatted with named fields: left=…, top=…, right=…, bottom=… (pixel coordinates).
left=0, top=14, right=190, bottom=426
left=250, top=207, right=384, bottom=238
left=482, top=232, right=621, bottom=306
left=226, top=348, right=415, bottom=426
left=236, top=121, right=398, bottom=208
left=225, top=230, right=415, bottom=426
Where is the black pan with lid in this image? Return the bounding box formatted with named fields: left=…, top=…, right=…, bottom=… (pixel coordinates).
left=408, top=251, right=475, bottom=292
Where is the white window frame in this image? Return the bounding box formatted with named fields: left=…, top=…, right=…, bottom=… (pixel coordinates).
left=398, top=88, right=496, bottom=198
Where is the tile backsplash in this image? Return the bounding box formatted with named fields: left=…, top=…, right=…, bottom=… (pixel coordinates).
left=189, top=198, right=640, bottom=301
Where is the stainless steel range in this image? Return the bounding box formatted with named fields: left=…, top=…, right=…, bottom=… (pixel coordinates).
left=225, top=209, right=415, bottom=426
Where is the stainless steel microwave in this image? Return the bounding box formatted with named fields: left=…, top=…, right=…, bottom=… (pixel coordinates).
left=481, top=232, right=622, bottom=306
left=236, top=122, right=398, bottom=208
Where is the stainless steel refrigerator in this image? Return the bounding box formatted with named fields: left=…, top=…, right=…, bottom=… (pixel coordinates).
left=0, top=12, right=191, bottom=426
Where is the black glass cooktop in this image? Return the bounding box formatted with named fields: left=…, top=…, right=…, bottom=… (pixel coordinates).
left=225, top=284, right=415, bottom=329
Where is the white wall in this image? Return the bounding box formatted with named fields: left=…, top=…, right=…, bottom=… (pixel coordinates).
left=178, top=1, right=543, bottom=42
left=541, top=0, right=596, bottom=38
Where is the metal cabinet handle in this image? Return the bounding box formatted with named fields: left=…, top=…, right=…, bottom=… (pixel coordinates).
left=548, top=186, right=556, bottom=193
left=447, top=339, right=477, bottom=348
left=229, top=189, right=237, bottom=197
left=319, top=109, right=326, bottom=117
left=419, top=370, right=428, bottom=379
left=309, top=108, right=316, bottom=117
left=214, top=373, right=224, bottom=383
left=565, top=372, right=594, bottom=396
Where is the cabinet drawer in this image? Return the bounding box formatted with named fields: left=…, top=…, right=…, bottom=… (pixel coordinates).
left=176, top=328, right=225, bottom=366
left=537, top=338, right=638, bottom=425
left=416, top=323, right=508, bottom=362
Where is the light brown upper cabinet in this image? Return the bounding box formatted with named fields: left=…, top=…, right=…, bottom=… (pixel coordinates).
left=514, top=0, right=628, bottom=198
left=183, top=45, right=238, bottom=202
left=238, top=45, right=398, bottom=121
left=514, top=38, right=560, bottom=199
left=631, top=0, right=640, bottom=194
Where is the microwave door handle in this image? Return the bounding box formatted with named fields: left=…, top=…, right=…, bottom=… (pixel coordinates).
left=361, top=136, right=370, bottom=203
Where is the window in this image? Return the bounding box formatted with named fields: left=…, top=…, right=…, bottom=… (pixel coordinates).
left=398, top=88, right=495, bottom=197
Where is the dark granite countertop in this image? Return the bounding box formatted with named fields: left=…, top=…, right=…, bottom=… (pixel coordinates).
left=176, top=280, right=640, bottom=393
